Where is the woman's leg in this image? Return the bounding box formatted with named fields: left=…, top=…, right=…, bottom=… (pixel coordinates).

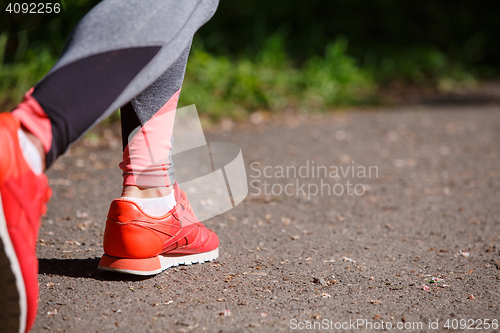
left=120, top=42, right=191, bottom=199
left=99, top=40, right=219, bottom=277
left=15, top=0, right=218, bottom=167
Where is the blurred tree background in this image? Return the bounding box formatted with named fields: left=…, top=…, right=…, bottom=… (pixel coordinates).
left=1, top=0, right=499, bottom=119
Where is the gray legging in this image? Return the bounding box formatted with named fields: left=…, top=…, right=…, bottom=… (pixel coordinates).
left=30, top=0, right=219, bottom=169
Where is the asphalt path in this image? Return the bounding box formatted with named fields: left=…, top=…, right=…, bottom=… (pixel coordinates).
left=34, top=97, right=500, bottom=332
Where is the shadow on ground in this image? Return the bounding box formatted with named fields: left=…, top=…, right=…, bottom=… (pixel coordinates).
left=38, top=258, right=151, bottom=282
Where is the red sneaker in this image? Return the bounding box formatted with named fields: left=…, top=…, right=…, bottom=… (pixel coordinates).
left=98, top=183, right=219, bottom=275
left=0, top=113, right=51, bottom=333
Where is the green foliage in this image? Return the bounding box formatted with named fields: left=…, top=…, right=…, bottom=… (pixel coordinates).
left=202, top=0, right=500, bottom=76
left=0, top=33, right=477, bottom=121
left=302, top=37, right=375, bottom=108
left=180, top=35, right=376, bottom=120
left=1, top=0, right=491, bottom=119
left=0, top=33, right=56, bottom=109
left=367, top=46, right=476, bottom=90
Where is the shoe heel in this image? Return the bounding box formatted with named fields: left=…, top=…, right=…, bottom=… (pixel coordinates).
left=98, top=254, right=162, bottom=276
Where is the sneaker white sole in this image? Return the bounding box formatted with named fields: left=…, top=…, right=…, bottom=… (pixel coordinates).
left=98, top=248, right=219, bottom=276
left=0, top=191, right=27, bottom=333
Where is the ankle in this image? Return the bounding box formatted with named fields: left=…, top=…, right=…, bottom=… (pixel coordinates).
left=22, top=127, right=46, bottom=171
left=121, top=185, right=173, bottom=199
